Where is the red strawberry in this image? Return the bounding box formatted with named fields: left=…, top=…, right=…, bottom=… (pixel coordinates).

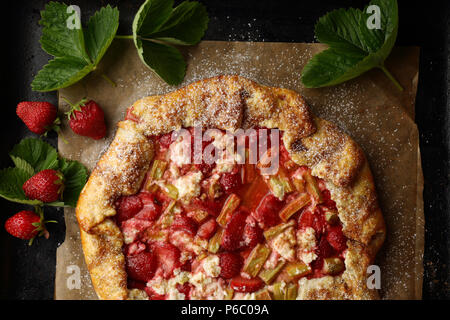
left=66, top=99, right=106, bottom=140
left=126, top=251, right=157, bottom=282
left=243, top=221, right=263, bottom=248
left=135, top=193, right=162, bottom=221
left=23, top=169, right=64, bottom=203
left=221, top=210, right=247, bottom=251
left=153, top=242, right=181, bottom=278
left=5, top=210, right=52, bottom=245
left=252, top=193, right=282, bottom=228
left=298, top=206, right=325, bottom=236
left=16, top=101, right=59, bottom=135
left=220, top=172, right=242, bottom=193
left=326, top=226, right=347, bottom=252
left=230, top=276, right=263, bottom=293
left=171, top=215, right=198, bottom=236
left=115, top=195, right=143, bottom=223
left=316, top=236, right=334, bottom=259
left=219, top=252, right=242, bottom=279
left=197, top=218, right=217, bottom=240
left=145, top=287, right=166, bottom=300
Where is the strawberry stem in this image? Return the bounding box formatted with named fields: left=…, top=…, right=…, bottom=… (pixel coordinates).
left=379, top=65, right=403, bottom=92
left=101, top=73, right=117, bottom=87
left=115, top=35, right=134, bottom=39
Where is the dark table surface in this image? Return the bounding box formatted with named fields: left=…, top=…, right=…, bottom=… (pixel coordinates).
left=0, top=0, right=448, bottom=300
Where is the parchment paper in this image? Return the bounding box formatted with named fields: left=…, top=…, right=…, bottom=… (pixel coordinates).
left=55, top=40, right=424, bottom=300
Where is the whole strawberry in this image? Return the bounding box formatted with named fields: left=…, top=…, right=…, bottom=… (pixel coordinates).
left=16, top=101, right=59, bottom=135
left=5, top=210, right=50, bottom=245
left=23, top=169, right=64, bottom=203
left=65, top=98, right=106, bottom=140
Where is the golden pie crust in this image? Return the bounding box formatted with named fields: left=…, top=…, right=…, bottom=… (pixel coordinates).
left=76, top=75, right=385, bottom=300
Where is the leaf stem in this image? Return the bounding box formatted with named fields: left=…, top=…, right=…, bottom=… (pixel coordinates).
left=115, top=35, right=134, bottom=39
left=379, top=65, right=403, bottom=92
left=101, top=73, right=117, bottom=87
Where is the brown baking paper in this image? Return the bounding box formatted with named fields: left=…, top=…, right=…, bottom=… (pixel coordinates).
left=54, top=40, right=424, bottom=300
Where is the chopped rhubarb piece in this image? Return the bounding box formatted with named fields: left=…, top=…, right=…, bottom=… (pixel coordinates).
left=263, top=220, right=295, bottom=240
left=221, top=209, right=247, bottom=251
left=219, top=252, right=243, bottom=279
left=135, top=193, right=162, bottom=221
left=305, top=172, right=323, bottom=203
left=208, top=228, right=224, bottom=253
left=145, top=160, right=167, bottom=191
left=165, top=183, right=179, bottom=200
left=158, top=200, right=177, bottom=229
left=285, top=261, right=312, bottom=279
left=230, top=276, right=264, bottom=293
left=224, top=288, right=234, bottom=300
left=285, top=283, right=298, bottom=300
left=188, top=209, right=209, bottom=224
left=326, top=226, right=347, bottom=252
left=279, top=193, right=311, bottom=221
left=115, top=195, right=143, bottom=223
left=258, top=260, right=286, bottom=284
left=152, top=242, right=181, bottom=278
left=126, top=251, right=157, bottom=282
left=322, top=257, right=345, bottom=275
left=197, top=218, right=217, bottom=240
left=207, top=179, right=222, bottom=199
left=255, top=288, right=272, bottom=300
left=323, top=207, right=339, bottom=225
left=220, top=172, right=242, bottom=193
left=242, top=244, right=271, bottom=277
left=217, top=193, right=241, bottom=227
left=292, top=177, right=305, bottom=193
left=252, top=193, right=283, bottom=228
left=171, top=215, right=197, bottom=235
left=272, top=282, right=285, bottom=300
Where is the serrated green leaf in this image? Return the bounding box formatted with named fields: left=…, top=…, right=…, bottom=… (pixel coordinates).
left=84, top=5, right=120, bottom=65
left=58, top=158, right=88, bottom=208
left=10, top=156, right=35, bottom=176
left=31, top=56, right=93, bottom=92
left=10, top=138, right=59, bottom=172
left=301, top=0, right=399, bottom=89
left=133, top=0, right=174, bottom=37
left=0, top=168, right=42, bottom=205
left=148, top=1, right=209, bottom=45
left=135, top=39, right=186, bottom=85
left=39, top=1, right=90, bottom=63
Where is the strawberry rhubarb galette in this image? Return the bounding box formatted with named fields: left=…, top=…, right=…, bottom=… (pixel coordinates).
left=76, top=76, right=385, bottom=300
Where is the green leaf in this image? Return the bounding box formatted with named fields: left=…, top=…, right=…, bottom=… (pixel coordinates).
left=33, top=3, right=119, bottom=92
left=10, top=156, right=35, bottom=176
left=135, top=39, right=186, bottom=85
left=301, top=0, right=401, bottom=89
left=133, top=0, right=174, bottom=37
left=31, top=56, right=93, bottom=92
left=39, top=2, right=90, bottom=62
left=0, top=168, right=42, bottom=205
left=10, top=138, right=59, bottom=172
left=84, top=5, right=120, bottom=65
left=132, top=0, right=208, bottom=85
left=143, top=1, right=209, bottom=45
left=58, top=158, right=88, bottom=208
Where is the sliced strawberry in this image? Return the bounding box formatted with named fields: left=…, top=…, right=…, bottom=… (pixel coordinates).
left=230, top=276, right=263, bottom=293
left=171, top=215, right=198, bottom=236
left=326, top=226, right=347, bottom=252
left=243, top=222, right=263, bottom=248
left=126, top=251, right=157, bottom=282
left=298, top=206, right=325, bottom=235
left=135, top=193, right=162, bottom=221
left=252, top=193, right=282, bottom=229
left=219, top=252, right=242, bottom=279
left=221, top=210, right=247, bottom=251
left=153, top=242, right=181, bottom=278
left=316, top=236, right=335, bottom=259
left=220, top=172, right=242, bottom=193
left=185, top=198, right=223, bottom=217
left=121, top=218, right=153, bottom=244
left=195, top=162, right=216, bottom=176
left=115, top=195, right=143, bottom=223
left=159, top=133, right=173, bottom=149
left=176, top=283, right=192, bottom=299
left=197, top=218, right=217, bottom=240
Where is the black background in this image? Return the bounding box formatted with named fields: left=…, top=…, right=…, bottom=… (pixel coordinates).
left=0, top=0, right=448, bottom=300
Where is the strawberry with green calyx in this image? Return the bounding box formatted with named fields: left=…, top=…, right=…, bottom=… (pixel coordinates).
left=64, top=98, right=107, bottom=140
left=4, top=207, right=56, bottom=245
left=23, top=169, right=65, bottom=203
left=16, top=101, right=60, bottom=135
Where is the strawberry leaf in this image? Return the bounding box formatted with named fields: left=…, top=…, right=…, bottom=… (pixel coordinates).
left=9, top=138, right=59, bottom=172
left=58, top=158, right=88, bottom=208
left=32, top=2, right=119, bottom=92
left=133, top=0, right=173, bottom=37
left=301, top=0, right=402, bottom=90
left=0, top=168, right=41, bottom=205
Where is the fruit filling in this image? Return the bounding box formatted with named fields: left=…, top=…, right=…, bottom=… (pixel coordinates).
left=116, top=127, right=348, bottom=300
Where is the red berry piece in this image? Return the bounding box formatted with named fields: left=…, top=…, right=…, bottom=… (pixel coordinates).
left=16, top=101, right=58, bottom=135
left=171, top=215, right=198, bottom=236
left=220, top=172, right=242, bottom=193
left=230, top=276, right=264, bottom=293
left=66, top=99, right=106, bottom=140
left=326, top=226, right=347, bottom=252
left=126, top=251, right=157, bottom=282
left=135, top=193, right=162, bottom=221
left=152, top=242, right=181, bottom=278
left=115, top=195, right=143, bottom=223
left=243, top=221, right=263, bottom=248
left=219, top=252, right=242, bottom=279
left=252, top=193, right=282, bottom=228
left=221, top=210, right=247, bottom=251
left=197, top=218, right=217, bottom=240
left=23, top=169, right=64, bottom=203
